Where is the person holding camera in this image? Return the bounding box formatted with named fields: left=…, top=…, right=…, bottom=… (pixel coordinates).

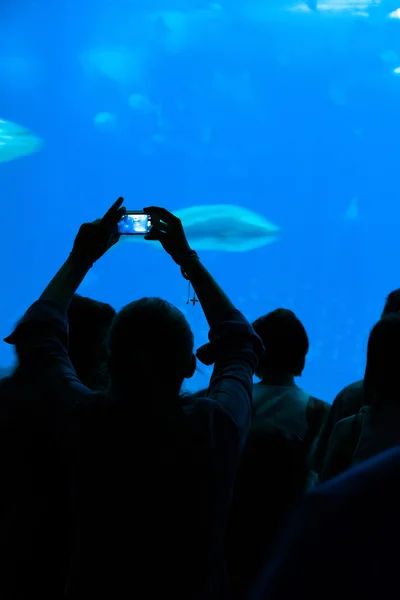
left=5, top=198, right=263, bottom=600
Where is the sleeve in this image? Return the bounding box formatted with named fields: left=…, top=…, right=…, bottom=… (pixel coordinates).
left=4, top=300, right=86, bottom=394
left=312, top=390, right=345, bottom=474
left=319, top=416, right=356, bottom=482
left=305, top=396, right=331, bottom=460
left=196, top=309, right=264, bottom=440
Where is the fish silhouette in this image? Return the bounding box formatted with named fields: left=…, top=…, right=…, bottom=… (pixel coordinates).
left=0, top=119, right=43, bottom=163
left=121, top=204, right=279, bottom=252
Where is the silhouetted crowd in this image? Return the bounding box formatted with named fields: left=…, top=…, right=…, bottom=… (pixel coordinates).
left=1, top=199, right=399, bottom=600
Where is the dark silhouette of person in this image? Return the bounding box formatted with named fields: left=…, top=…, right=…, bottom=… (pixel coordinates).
left=321, top=313, right=400, bottom=481
left=224, top=309, right=324, bottom=599
left=251, top=309, right=329, bottom=455
left=67, top=294, right=116, bottom=391
left=5, top=202, right=263, bottom=600
left=314, top=288, right=400, bottom=473
left=250, top=445, right=400, bottom=600
left=193, top=309, right=328, bottom=457
left=0, top=294, right=116, bottom=599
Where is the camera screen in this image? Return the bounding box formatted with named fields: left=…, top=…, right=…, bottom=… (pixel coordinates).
left=118, top=213, right=152, bottom=235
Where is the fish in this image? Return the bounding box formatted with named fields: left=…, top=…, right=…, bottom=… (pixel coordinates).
left=120, top=204, right=279, bottom=252
left=0, top=119, right=43, bottom=163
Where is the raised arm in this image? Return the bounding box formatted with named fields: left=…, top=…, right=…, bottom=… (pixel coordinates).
left=144, top=206, right=264, bottom=432
left=144, top=205, right=236, bottom=327
left=39, top=198, right=125, bottom=310
left=4, top=198, right=126, bottom=391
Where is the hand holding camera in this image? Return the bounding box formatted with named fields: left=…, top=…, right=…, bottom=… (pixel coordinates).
left=142, top=206, right=193, bottom=264
left=71, top=197, right=126, bottom=267
left=117, top=206, right=194, bottom=265
left=71, top=199, right=193, bottom=270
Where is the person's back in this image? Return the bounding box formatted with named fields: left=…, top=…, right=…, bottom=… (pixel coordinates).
left=252, top=384, right=313, bottom=439
left=193, top=384, right=321, bottom=444
left=66, top=295, right=262, bottom=599
left=75, top=395, right=239, bottom=598
left=251, top=310, right=328, bottom=450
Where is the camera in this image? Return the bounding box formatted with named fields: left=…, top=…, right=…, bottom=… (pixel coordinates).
left=118, top=211, right=152, bottom=235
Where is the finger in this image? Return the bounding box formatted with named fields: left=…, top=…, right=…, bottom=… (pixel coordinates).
left=144, top=228, right=164, bottom=242
left=102, top=197, right=124, bottom=224
left=116, top=207, right=126, bottom=222
left=143, top=206, right=177, bottom=223
left=106, top=208, right=125, bottom=236
left=146, top=213, right=168, bottom=233
left=152, top=221, right=168, bottom=235
left=98, top=208, right=125, bottom=237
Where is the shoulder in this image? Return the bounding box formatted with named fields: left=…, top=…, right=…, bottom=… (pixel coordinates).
left=331, top=414, right=356, bottom=437
left=307, top=394, right=330, bottom=416
left=334, top=379, right=364, bottom=406
left=339, top=379, right=364, bottom=398
left=326, top=414, right=363, bottom=460
left=328, top=379, right=365, bottom=423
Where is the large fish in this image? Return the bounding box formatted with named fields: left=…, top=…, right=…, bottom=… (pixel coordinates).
left=121, top=204, right=279, bottom=252
left=0, top=119, right=43, bottom=163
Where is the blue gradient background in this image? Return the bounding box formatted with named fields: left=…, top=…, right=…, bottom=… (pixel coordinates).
left=1, top=0, right=399, bottom=401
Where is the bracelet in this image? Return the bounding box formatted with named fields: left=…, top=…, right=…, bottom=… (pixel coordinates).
left=177, top=250, right=200, bottom=281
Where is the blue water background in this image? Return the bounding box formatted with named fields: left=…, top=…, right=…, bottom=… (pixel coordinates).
left=1, top=0, right=400, bottom=401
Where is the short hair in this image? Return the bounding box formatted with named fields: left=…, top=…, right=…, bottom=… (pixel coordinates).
left=364, top=313, right=400, bottom=407
left=382, top=288, right=400, bottom=317
left=108, top=297, right=194, bottom=392
left=67, top=294, right=116, bottom=390
left=252, top=309, right=309, bottom=378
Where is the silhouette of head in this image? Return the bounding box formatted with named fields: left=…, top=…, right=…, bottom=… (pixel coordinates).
left=364, top=313, right=400, bottom=407
left=252, top=309, right=309, bottom=379
left=108, top=297, right=196, bottom=397
left=68, top=294, right=116, bottom=391
left=382, top=288, right=400, bottom=317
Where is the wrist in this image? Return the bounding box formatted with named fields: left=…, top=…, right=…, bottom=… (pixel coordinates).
left=180, top=253, right=201, bottom=281
left=174, top=250, right=200, bottom=281
left=172, top=249, right=198, bottom=266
